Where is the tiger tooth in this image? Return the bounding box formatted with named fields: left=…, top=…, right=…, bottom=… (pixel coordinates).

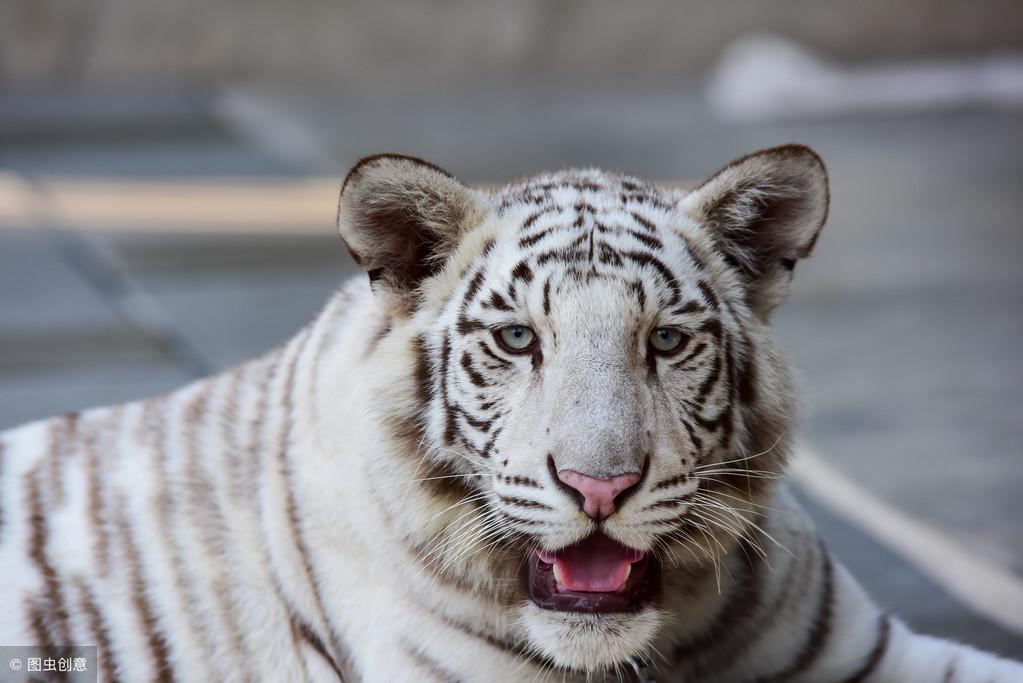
left=552, top=563, right=565, bottom=587
left=622, top=564, right=631, bottom=584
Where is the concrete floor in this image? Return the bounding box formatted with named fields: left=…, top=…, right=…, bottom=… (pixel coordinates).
left=1, top=82, right=1021, bottom=658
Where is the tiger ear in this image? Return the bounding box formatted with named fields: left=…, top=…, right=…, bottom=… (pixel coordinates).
left=337, top=154, right=487, bottom=301
left=681, top=144, right=829, bottom=317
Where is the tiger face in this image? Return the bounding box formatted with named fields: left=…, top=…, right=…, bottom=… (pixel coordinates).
left=337, top=148, right=828, bottom=672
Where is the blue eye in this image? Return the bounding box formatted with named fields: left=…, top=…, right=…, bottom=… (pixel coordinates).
left=649, top=327, right=687, bottom=354
left=496, top=325, right=537, bottom=352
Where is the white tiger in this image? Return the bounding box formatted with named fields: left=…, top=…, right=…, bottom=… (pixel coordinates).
left=1, top=147, right=1020, bottom=682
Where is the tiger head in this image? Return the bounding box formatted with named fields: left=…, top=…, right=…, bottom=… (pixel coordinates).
left=336, top=147, right=828, bottom=672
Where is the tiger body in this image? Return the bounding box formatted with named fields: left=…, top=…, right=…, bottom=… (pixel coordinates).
left=2, top=149, right=1021, bottom=682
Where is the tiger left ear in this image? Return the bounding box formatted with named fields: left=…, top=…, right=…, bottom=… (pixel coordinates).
left=681, top=144, right=829, bottom=317
left=337, top=154, right=488, bottom=304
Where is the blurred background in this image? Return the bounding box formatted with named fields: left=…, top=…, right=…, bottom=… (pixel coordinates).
left=2, top=0, right=1022, bottom=659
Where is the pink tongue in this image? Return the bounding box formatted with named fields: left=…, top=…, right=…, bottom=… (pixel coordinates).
left=539, top=534, right=643, bottom=593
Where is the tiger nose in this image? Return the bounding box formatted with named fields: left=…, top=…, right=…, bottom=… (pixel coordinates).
left=556, top=470, right=642, bottom=520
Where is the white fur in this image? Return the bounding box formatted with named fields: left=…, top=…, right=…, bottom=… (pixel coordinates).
left=1, top=150, right=1020, bottom=682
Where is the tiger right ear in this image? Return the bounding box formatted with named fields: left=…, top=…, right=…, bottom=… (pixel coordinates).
left=337, top=154, right=487, bottom=302
left=681, top=144, right=829, bottom=317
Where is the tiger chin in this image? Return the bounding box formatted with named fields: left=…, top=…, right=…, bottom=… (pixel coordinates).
left=3, top=146, right=1022, bottom=682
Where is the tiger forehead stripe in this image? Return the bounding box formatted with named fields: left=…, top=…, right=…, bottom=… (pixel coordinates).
left=510, top=261, right=533, bottom=284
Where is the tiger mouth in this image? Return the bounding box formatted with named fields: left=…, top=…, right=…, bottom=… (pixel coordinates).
left=527, top=533, right=659, bottom=613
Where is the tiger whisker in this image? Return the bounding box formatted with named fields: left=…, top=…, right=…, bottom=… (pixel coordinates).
left=690, top=506, right=769, bottom=563
left=691, top=494, right=793, bottom=560
left=418, top=512, right=503, bottom=577
left=691, top=467, right=783, bottom=479
left=691, top=433, right=785, bottom=471
left=696, top=487, right=782, bottom=515
left=415, top=438, right=500, bottom=472
left=411, top=497, right=495, bottom=567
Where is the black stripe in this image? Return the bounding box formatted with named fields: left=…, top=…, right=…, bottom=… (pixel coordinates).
left=674, top=341, right=708, bottom=369
left=840, top=614, right=891, bottom=683
left=280, top=336, right=359, bottom=680
left=641, top=493, right=695, bottom=511
left=484, top=291, right=512, bottom=311
left=433, top=611, right=536, bottom=663
left=475, top=424, right=503, bottom=460
left=681, top=417, right=703, bottom=452
left=460, top=351, right=491, bottom=388
left=737, top=336, right=758, bottom=406
left=404, top=641, right=462, bottom=683
left=719, top=336, right=737, bottom=449
left=76, top=578, right=121, bottom=683
left=498, top=510, right=541, bottom=526
left=25, top=467, right=72, bottom=646
left=536, top=248, right=588, bottom=266
left=627, top=229, right=663, bottom=250
left=476, top=341, right=512, bottom=368
left=630, top=280, right=647, bottom=311
left=440, top=333, right=457, bottom=446
left=462, top=268, right=487, bottom=304
left=621, top=250, right=682, bottom=305
left=621, top=192, right=673, bottom=211
left=118, top=510, right=175, bottom=683
left=458, top=407, right=495, bottom=432
left=694, top=350, right=723, bottom=403
left=598, top=243, right=624, bottom=266
left=498, top=495, right=553, bottom=510
left=651, top=474, right=689, bottom=491
left=698, top=318, right=723, bottom=341
left=510, top=261, right=533, bottom=285
left=412, top=335, right=433, bottom=404
left=755, top=544, right=834, bottom=682
left=698, top=281, right=720, bottom=310
left=455, top=314, right=486, bottom=336
left=520, top=205, right=558, bottom=230
left=25, top=598, right=55, bottom=652
left=499, top=475, right=542, bottom=489
left=518, top=226, right=559, bottom=248
left=186, top=381, right=252, bottom=678
left=161, top=389, right=220, bottom=676
left=674, top=300, right=706, bottom=316
left=294, top=618, right=347, bottom=682
left=672, top=534, right=766, bottom=660
left=629, top=211, right=657, bottom=233
left=941, top=654, right=959, bottom=683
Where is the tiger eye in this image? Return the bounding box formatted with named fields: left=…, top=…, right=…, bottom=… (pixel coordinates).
left=496, top=325, right=537, bottom=353
left=649, top=327, right=687, bottom=354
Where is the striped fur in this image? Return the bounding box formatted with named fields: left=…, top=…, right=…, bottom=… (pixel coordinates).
left=2, top=148, right=1020, bottom=682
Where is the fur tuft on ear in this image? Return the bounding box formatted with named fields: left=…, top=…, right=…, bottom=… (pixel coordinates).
left=337, top=154, right=487, bottom=301
left=682, top=144, right=829, bottom=316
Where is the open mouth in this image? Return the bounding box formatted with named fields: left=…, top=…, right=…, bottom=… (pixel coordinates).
left=527, top=533, right=659, bottom=613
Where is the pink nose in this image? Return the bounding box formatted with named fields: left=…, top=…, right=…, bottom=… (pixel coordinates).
left=557, top=470, right=642, bottom=520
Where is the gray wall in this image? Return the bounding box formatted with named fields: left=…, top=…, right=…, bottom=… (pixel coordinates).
left=2, top=0, right=1022, bottom=86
